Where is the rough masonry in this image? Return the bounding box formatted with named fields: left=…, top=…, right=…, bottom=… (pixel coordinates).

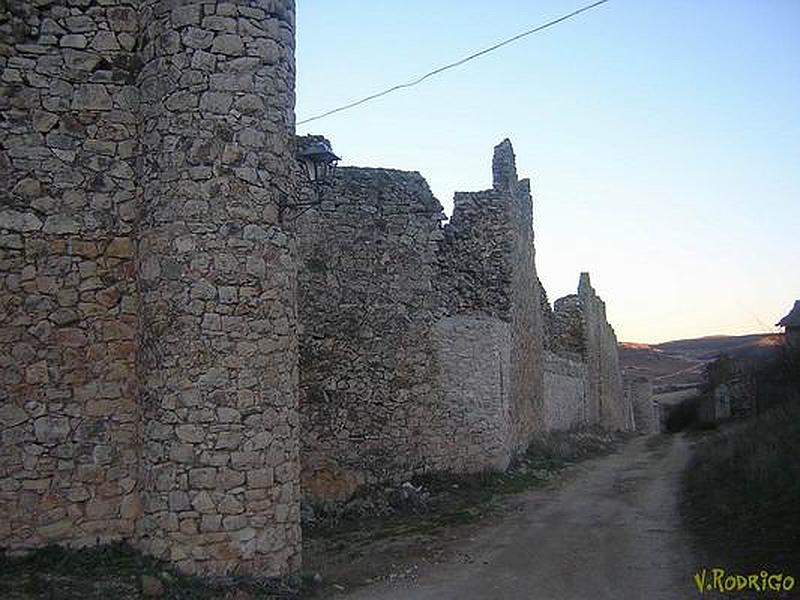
left=544, top=273, right=633, bottom=431
left=1, top=0, right=648, bottom=573
left=295, top=138, right=634, bottom=504
left=624, top=375, right=656, bottom=433
left=1, top=0, right=299, bottom=576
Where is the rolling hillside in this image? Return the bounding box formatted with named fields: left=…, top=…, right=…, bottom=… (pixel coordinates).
left=619, top=333, right=782, bottom=394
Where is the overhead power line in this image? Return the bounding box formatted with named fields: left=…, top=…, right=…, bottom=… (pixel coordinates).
left=297, top=0, right=610, bottom=127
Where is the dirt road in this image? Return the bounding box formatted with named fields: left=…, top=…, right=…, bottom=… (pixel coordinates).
left=341, top=434, right=696, bottom=600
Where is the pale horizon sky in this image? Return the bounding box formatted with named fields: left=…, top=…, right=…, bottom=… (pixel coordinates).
left=295, top=1, right=800, bottom=344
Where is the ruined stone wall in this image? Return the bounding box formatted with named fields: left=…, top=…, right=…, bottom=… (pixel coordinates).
left=295, top=140, right=545, bottom=501
left=539, top=285, right=556, bottom=351
left=577, top=274, right=629, bottom=429
left=543, top=293, right=588, bottom=430
left=293, top=167, right=448, bottom=499
left=1, top=0, right=141, bottom=551
left=552, top=295, right=585, bottom=356
left=1, top=0, right=300, bottom=577
left=551, top=274, right=632, bottom=430
left=438, top=140, right=544, bottom=450
left=294, top=167, right=488, bottom=499
left=542, top=352, right=586, bottom=430
left=430, top=317, right=513, bottom=471
left=624, top=375, right=655, bottom=433
left=705, top=356, right=757, bottom=420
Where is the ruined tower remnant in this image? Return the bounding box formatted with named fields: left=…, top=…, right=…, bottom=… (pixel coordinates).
left=1, top=0, right=299, bottom=575
left=548, top=273, right=632, bottom=431
left=439, top=139, right=546, bottom=457
left=542, top=273, right=634, bottom=431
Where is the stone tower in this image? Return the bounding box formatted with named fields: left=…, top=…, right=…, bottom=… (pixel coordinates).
left=1, top=0, right=300, bottom=576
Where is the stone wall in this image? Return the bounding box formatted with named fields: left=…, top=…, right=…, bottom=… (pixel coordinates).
left=551, top=274, right=632, bottom=430
left=439, top=139, right=545, bottom=451
left=1, top=0, right=141, bottom=552
left=578, top=273, right=630, bottom=429
left=543, top=352, right=587, bottom=430
left=551, top=295, right=585, bottom=356
left=705, top=356, right=756, bottom=420
left=292, top=166, right=447, bottom=499
left=295, top=139, right=546, bottom=501
left=431, top=317, right=512, bottom=472
left=1, top=0, right=637, bottom=567
left=1, top=0, right=300, bottom=577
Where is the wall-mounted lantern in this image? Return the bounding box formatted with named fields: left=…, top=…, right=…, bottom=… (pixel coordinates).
left=297, top=140, right=340, bottom=184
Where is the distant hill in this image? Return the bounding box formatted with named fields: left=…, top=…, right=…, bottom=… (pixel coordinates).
left=619, top=333, right=782, bottom=394
left=653, top=334, right=783, bottom=361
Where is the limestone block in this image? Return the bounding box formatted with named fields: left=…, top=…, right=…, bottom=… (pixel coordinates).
left=211, top=34, right=244, bottom=55
left=72, top=85, right=113, bottom=111
left=0, top=210, right=43, bottom=232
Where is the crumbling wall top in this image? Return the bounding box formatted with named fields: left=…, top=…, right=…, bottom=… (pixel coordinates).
left=492, top=138, right=518, bottom=192
left=578, top=272, right=593, bottom=296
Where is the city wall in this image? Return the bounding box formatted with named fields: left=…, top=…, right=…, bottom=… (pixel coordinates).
left=545, top=274, right=633, bottom=431
left=293, top=142, right=546, bottom=500
left=295, top=139, right=632, bottom=503
left=1, top=0, right=645, bottom=573
left=293, top=141, right=542, bottom=499
left=542, top=352, right=587, bottom=430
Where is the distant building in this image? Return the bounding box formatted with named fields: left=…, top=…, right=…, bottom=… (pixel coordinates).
left=777, top=300, right=800, bottom=350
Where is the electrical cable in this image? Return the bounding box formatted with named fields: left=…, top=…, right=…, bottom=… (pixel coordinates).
left=297, top=0, right=610, bottom=127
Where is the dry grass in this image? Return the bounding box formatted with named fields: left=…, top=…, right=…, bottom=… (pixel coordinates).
left=0, top=541, right=303, bottom=600
left=682, top=401, right=800, bottom=570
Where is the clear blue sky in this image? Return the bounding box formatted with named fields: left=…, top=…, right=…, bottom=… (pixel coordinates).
left=296, top=1, right=800, bottom=343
